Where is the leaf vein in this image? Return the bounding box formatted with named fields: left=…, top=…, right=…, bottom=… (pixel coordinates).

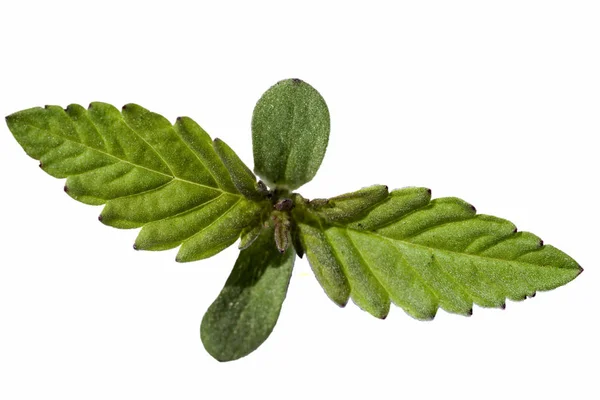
left=515, top=246, right=546, bottom=260
left=22, top=118, right=229, bottom=193
left=175, top=127, right=225, bottom=191
left=399, top=216, right=475, bottom=240
left=471, top=233, right=514, bottom=255
left=118, top=111, right=177, bottom=177
left=344, top=232, right=390, bottom=300
left=350, top=228, right=572, bottom=272
left=182, top=198, right=243, bottom=244
left=366, top=202, right=429, bottom=231
left=67, top=107, right=109, bottom=152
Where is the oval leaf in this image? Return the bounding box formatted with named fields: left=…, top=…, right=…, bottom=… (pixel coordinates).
left=201, top=227, right=295, bottom=362
left=252, top=78, right=330, bottom=190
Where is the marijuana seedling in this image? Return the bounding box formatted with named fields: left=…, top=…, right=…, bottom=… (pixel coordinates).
left=6, top=79, right=582, bottom=362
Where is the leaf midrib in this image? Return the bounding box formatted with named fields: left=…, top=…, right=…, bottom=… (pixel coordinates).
left=282, top=101, right=297, bottom=184
left=26, top=118, right=238, bottom=196
left=338, top=224, right=572, bottom=272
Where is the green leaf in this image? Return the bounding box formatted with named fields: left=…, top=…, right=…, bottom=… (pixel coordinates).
left=6, top=86, right=582, bottom=363
left=6, top=103, right=269, bottom=262
left=295, top=186, right=582, bottom=319
left=201, top=226, right=295, bottom=362
left=309, top=184, right=389, bottom=223
left=297, top=221, right=351, bottom=307
left=213, top=138, right=263, bottom=200
left=238, top=223, right=263, bottom=250
left=252, top=78, right=330, bottom=190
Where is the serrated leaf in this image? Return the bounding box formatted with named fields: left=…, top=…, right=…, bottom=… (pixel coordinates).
left=201, top=226, right=295, bottom=362
left=6, top=103, right=269, bottom=261
left=295, top=186, right=582, bottom=319
left=252, top=78, right=330, bottom=190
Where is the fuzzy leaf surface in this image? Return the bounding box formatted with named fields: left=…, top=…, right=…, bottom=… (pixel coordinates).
left=295, top=186, right=582, bottom=319
left=6, top=103, right=269, bottom=262
left=201, top=226, right=295, bottom=362
left=252, top=78, right=330, bottom=190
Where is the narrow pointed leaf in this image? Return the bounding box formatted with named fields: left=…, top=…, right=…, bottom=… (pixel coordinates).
left=290, top=221, right=305, bottom=259
left=295, top=186, right=582, bottom=319
left=6, top=103, right=269, bottom=260
left=311, top=184, right=389, bottom=223
left=201, top=227, right=295, bottom=362
left=297, top=222, right=350, bottom=307
left=252, top=78, right=330, bottom=190
left=213, top=138, right=263, bottom=200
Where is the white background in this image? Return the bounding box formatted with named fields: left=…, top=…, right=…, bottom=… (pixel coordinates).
left=1, top=1, right=598, bottom=399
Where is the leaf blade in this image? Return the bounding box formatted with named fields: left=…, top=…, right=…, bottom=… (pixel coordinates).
left=200, top=227, right=295, bottom=362
left=325, top=227, right=391, bottom=318
left=6, top=103, right=269, bottom=260
left=252, top=78, right=330, bottom=190
left=295, top=186, right=582, bottom=318
left=298, top=221, right=351, bottom=307
left=213, top=138, right=262, bottom=199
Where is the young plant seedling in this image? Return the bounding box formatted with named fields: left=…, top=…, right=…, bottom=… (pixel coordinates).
left=6, top=79, right=582, bottom=362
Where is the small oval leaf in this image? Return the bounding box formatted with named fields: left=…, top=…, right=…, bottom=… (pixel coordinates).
left=252, top=78, right=330, bottom=190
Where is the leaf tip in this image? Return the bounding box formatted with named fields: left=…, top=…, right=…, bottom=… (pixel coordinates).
left=5, top=113, right=16, bottom=126
left=98, top=214, right=103, bottom=223
left=291, top=78, right=303, bottom=84
left=467, top=308, right=473, bottom=316
left=337, top=297, right=350, bottom=308
left=500, top=302, right=506, bottom=310
left=63, top=185, right=69, bottom=193
left=133, top=243, right=138, bottom=251
left=376, top=309, right=390, bottom=320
